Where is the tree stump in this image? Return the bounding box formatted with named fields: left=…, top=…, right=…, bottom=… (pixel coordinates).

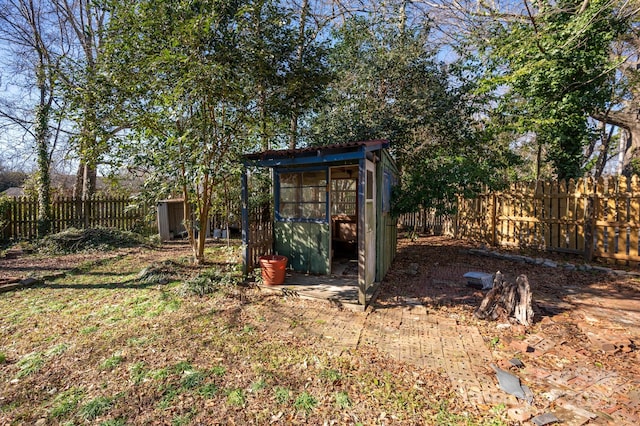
left=474, top=272, right=534, bottom=326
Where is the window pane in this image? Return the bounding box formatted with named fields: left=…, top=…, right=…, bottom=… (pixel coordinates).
left=302, top=187, right=326, bottom=203
left=278, top=170, right=327, bottom=220
left=331, top=179, right=356, bottom=191
left=280, top=202, right=299, bottom=218
left=302, top=171, right=326, bottom=186
left=301, top=203, right=324, bottom=218
left=280, top=187, right=298, bottom=203
left=280, top=173, right=299, bottom=187
left=331, top=178, right=357, bottom=216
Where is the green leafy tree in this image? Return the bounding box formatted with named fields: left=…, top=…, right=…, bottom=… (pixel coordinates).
left=52, top=0, right=123, bottom=200
left=478, top=0, right=628, bottom=179
left=310, top=9, right=518, bottom=213
left=105, top=0, right=298, bottom=263
left=240, top=0, right=329, bottom=151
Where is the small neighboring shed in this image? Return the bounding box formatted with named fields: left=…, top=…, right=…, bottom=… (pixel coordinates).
left=157, top=199, right=187, bottom=241
left=157, top=199, right=214, bottom=241
left=242, top=140, right=398, bottom=307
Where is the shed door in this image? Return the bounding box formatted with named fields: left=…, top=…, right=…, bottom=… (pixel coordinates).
left=358, top=159, right=376, bottom=305
left=365, top=160, right=376, bottom=287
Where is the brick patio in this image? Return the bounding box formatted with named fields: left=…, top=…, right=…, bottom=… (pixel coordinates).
left=255, top=289, right=639, bottom=425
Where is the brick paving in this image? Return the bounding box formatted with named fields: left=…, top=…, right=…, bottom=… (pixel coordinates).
left=255, top=296, right=501, bottom=407
left=359, top=303, right=498, bottom=406
left=254, top=290, right=639, bottom=424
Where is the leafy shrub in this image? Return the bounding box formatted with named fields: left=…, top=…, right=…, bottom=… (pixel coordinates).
left=38, top=227, right=145, bottom=254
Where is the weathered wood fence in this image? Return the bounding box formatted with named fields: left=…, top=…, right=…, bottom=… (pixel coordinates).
left=456, top=176, right=640, bottom=263
left=245, top=204, right=274, bottom=270
left=398, top=209, right=454, bottom=236
left=1, top=195, right=152, bottom=241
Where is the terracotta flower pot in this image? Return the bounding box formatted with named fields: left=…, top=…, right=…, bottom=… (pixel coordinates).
left=258, top=255, right=288, bottom=285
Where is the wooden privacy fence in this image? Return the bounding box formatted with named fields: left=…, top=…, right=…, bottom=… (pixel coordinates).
left=398, top=209, right=454, bottom=236
left=1, top=195, right=152, bottom=241
left=456, top=176, right=640, bottom=263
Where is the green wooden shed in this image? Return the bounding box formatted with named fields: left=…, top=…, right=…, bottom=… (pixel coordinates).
left=241, top=140, right=398, bottom=307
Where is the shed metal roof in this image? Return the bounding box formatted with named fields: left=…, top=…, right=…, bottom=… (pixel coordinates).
left=244, top=140, right=389, bottom=161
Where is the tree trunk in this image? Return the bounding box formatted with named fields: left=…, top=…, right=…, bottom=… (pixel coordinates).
left=288, top=0, right=309, bottom=150
left=35, top=62, right=52, bottom=237
left=474, top=272, right=534, bottom=326
left=74, top=162, right=97, bottom=200
left=289, top=109, right=298, bottom=150
left=592, top=106, right=640, bottom=176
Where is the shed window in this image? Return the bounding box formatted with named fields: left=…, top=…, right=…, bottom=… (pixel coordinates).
left=278, top=170, right=327, bottom=220
left=331, top=178, right=357, bottom=216
left=382, top=170, right=394, bottom=213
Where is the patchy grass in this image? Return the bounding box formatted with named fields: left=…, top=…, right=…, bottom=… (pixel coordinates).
left=100, top=353, right=124, bottom=370
left=16, top=352, right=45, bottom=378
left=226, top=388, right=246, bottom=407
left=274, top=386, right=291, bottom=405
left=0, top=244, right=508, bottom=424
left=49, top=387, right=84, bottom=418
left=79, top=396, right=113, bottom=421
left=293, top=391, right=318, bottom=413
left=335, top=391, right=352, bottom=409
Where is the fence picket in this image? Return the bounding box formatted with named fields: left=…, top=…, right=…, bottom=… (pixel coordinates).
left=0, top=195, right=153, bottom=241
left=446, top=175, right=640, bottom=263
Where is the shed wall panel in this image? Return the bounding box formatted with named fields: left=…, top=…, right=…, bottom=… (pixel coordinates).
left=157, top=203, right=170, bottom=241
left=376, top=150, right=398, bottom=282
left=274, top=222, right=330, bottom=275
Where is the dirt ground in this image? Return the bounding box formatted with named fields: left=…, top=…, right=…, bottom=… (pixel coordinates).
left=376, top=236, right=640, bottom=424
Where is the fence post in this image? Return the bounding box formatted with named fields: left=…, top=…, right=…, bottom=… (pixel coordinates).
left=584, top=178, right=595, bottom=262
left=83, top=197, right=90, bottom=229
left=454, top=195, right=460, bottom=239
left=241, top=166, right=250, bottom=277
left=491, top=192, right=497, bottom=247
left=1, top=197, right=11, bottom=241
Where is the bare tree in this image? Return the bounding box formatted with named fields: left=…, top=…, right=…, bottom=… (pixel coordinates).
left=0, top=0, right=67, bottom=235
left=591, top=30, right=640, bottom=176
left=52, top=0, right=112, bottom=199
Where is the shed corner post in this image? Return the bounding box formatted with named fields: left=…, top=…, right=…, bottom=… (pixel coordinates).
left=241, top=164, right=250, bottom=278
left=357, top=157, right=366, bottom=307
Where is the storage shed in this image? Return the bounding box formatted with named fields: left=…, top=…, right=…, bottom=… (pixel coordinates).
left=241, top=140, right=398, bottom=307
left=157, top=199, right=187, bottom=241
left=157, top=199, right=211, bottom=241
